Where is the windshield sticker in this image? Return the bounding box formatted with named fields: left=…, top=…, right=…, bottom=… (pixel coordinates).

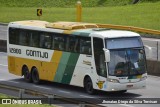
left=134, top=62, right=139, bottom=68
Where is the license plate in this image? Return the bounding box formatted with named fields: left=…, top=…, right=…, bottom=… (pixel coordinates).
left=127, top=85, right=133, bottom=88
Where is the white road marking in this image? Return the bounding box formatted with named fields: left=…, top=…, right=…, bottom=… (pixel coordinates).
left=59, top=90, right=70, bottom=94
left=144, top=45, right=153, bottom=50
left=0, top=29, right=7, bottom=32
left=80, top=95, right=94, bottom=98
left=148, top=75, right=160, bottom=79
left=33, top=85, right=51, bottom=90
left=119, top=104, right=134, bottom=107
left=142, top=38, right=160, bottom=42
left=0, top=64, right=8, bottom=67
left=8, top=81, right=19, bottom=84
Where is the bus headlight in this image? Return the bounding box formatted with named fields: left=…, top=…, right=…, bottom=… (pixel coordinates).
left=140, top=76, right=147, bottom=81
left=107, top=78, right=120, bottom=83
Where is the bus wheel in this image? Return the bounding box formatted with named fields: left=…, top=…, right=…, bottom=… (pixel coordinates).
left=22, top=66, right=32, bottom=82
left=31, top=68, right=40, bottom=84
left=84, top=77, right=95, bottom=94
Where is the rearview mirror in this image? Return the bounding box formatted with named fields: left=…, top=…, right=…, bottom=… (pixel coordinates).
left=103, top=48, right=110, bottom=62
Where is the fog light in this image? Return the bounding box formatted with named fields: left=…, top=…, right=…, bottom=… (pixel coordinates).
left=112, top=89, right=115, bottom=91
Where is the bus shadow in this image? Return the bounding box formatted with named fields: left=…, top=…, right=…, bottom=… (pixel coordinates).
left=6, top=78, right=142, bottom=99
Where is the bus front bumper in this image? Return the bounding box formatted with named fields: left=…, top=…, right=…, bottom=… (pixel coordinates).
left=106, top=80, right=146, bottom=92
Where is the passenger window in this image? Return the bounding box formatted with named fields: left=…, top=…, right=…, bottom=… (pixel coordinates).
left=19, top=30, right=30, bottom=46
left=9, top=28, right=19, bottom=44
left=52, top=34, right=66, bottom=51
left=40, top=33, right=51, bottom=49
left=80, top=38, right=91, bottom=55
left=68, top=37, right=80, bottom=53
left=30, top=31, right=39, bottom=47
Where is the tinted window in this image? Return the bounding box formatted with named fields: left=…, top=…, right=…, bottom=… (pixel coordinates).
left=9, top=28, right=19, bottom=44
left=30, top=31, right=39, bottom=47
left=106, top=37, right=143, bottom=49
left=80, top=37, right=91, bottom=55
left=19, top=30, right=30, bottom=46
left=40, top=33, right=51, bottom=49
left=68, top=36, right=80, bottom=53
left=52, top=34, right=66, bottom=51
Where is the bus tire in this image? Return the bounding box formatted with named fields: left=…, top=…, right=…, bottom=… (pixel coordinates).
left=22, top=66, right=32, bottom=82
left=31, top=67, right=40, bottom=84
left=84, top=77, right=95, bottom=94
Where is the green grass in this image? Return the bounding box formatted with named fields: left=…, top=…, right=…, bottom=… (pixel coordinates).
left=0, top=93, right=11, bottom=98
left=0, top=93, right=56, bottom=107
left=0, top=2, right=160, bottom=30
left=0, top=0, right=137, bottom=7
left=0, top=0, right=159, bottom=7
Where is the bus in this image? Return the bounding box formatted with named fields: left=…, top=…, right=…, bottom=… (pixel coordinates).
left=7, top=20, right=147, bottom=94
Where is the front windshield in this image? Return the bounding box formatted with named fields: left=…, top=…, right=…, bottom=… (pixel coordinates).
left=108, top=49, right=146, bottom=76
left=106, top=37, right=147, bottom=76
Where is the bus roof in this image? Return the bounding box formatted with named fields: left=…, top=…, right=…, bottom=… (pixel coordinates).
left=9, top=20, right=140, bottom=38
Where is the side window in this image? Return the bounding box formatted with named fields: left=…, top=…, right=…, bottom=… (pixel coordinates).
left=30, top=31, right=39, bottom=47
left=40, top=33, right=51, bottom=49
left=9, top=28, right=19, bottom=44
left=93, top=38, right=107, bottom=77
left=68, top=36, right=80, bottom=53
left=19, top=30, right=30, bottom=46
left=52, top=34, right=66, bottom=51
left=80, top=37, right=91, bottom=55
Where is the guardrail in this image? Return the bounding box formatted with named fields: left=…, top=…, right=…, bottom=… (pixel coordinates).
left=98, top=24, right=160, bottom=35
left=0, top=83, right=104, bottom=107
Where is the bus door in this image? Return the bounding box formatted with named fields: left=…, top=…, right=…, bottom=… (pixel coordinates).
left=93, top=37, right=107, bottom=90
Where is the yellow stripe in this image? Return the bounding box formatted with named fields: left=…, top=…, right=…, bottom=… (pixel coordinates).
left=63, top=30, right=76, bottom=34
left=50, top=51, right=62, bottom=80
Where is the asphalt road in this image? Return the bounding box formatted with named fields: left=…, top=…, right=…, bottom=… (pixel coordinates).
left=0, top=24, right=160, bottom=61
left=0, top=52, right=160, bottom=107
left=0, top=24, right=7, bottom=40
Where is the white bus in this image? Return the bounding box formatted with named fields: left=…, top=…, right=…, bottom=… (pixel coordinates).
left=8, top=20, right=147, bottom=94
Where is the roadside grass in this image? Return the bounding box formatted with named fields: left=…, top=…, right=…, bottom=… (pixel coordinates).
left=0, top=93, right=56, bottom=107
left=0, top=2, right=160, bottom=30
left=0, top=0, right=133, bottom=7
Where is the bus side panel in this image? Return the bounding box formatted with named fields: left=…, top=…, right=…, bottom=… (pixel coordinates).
left=70, top=54, right=93, bottom=87
left=8, top=56, right=16, bottom=75
left=53, top=52, right=70, bottom=82
left=11, top=57, right=41, bottom=77
left=61, top=53, right=80, bottom=84
left=42, top=51, right=62, bottom=81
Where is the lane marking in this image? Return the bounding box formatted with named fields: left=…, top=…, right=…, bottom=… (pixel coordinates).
left=0, top=30, right=7, bottom=32
left=33, top=85, right=51, bottom=90
left=8, top=81, right=19, bottom=84
left=0, top=64, right=8, bottom=67
left=119, top=104, right=134, bottom=107
left=142, top=38, right=160, bottom=42
left=148, top=75, right=160, bottom=79
left=59, top=90, right=70, bottom=94
left=80, top=95, right=94, bottom=98
left=144, top=45, right=153, bottom=50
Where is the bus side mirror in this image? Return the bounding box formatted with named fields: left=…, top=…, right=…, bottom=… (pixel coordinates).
left=103, top=48, right=110, bottom=62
